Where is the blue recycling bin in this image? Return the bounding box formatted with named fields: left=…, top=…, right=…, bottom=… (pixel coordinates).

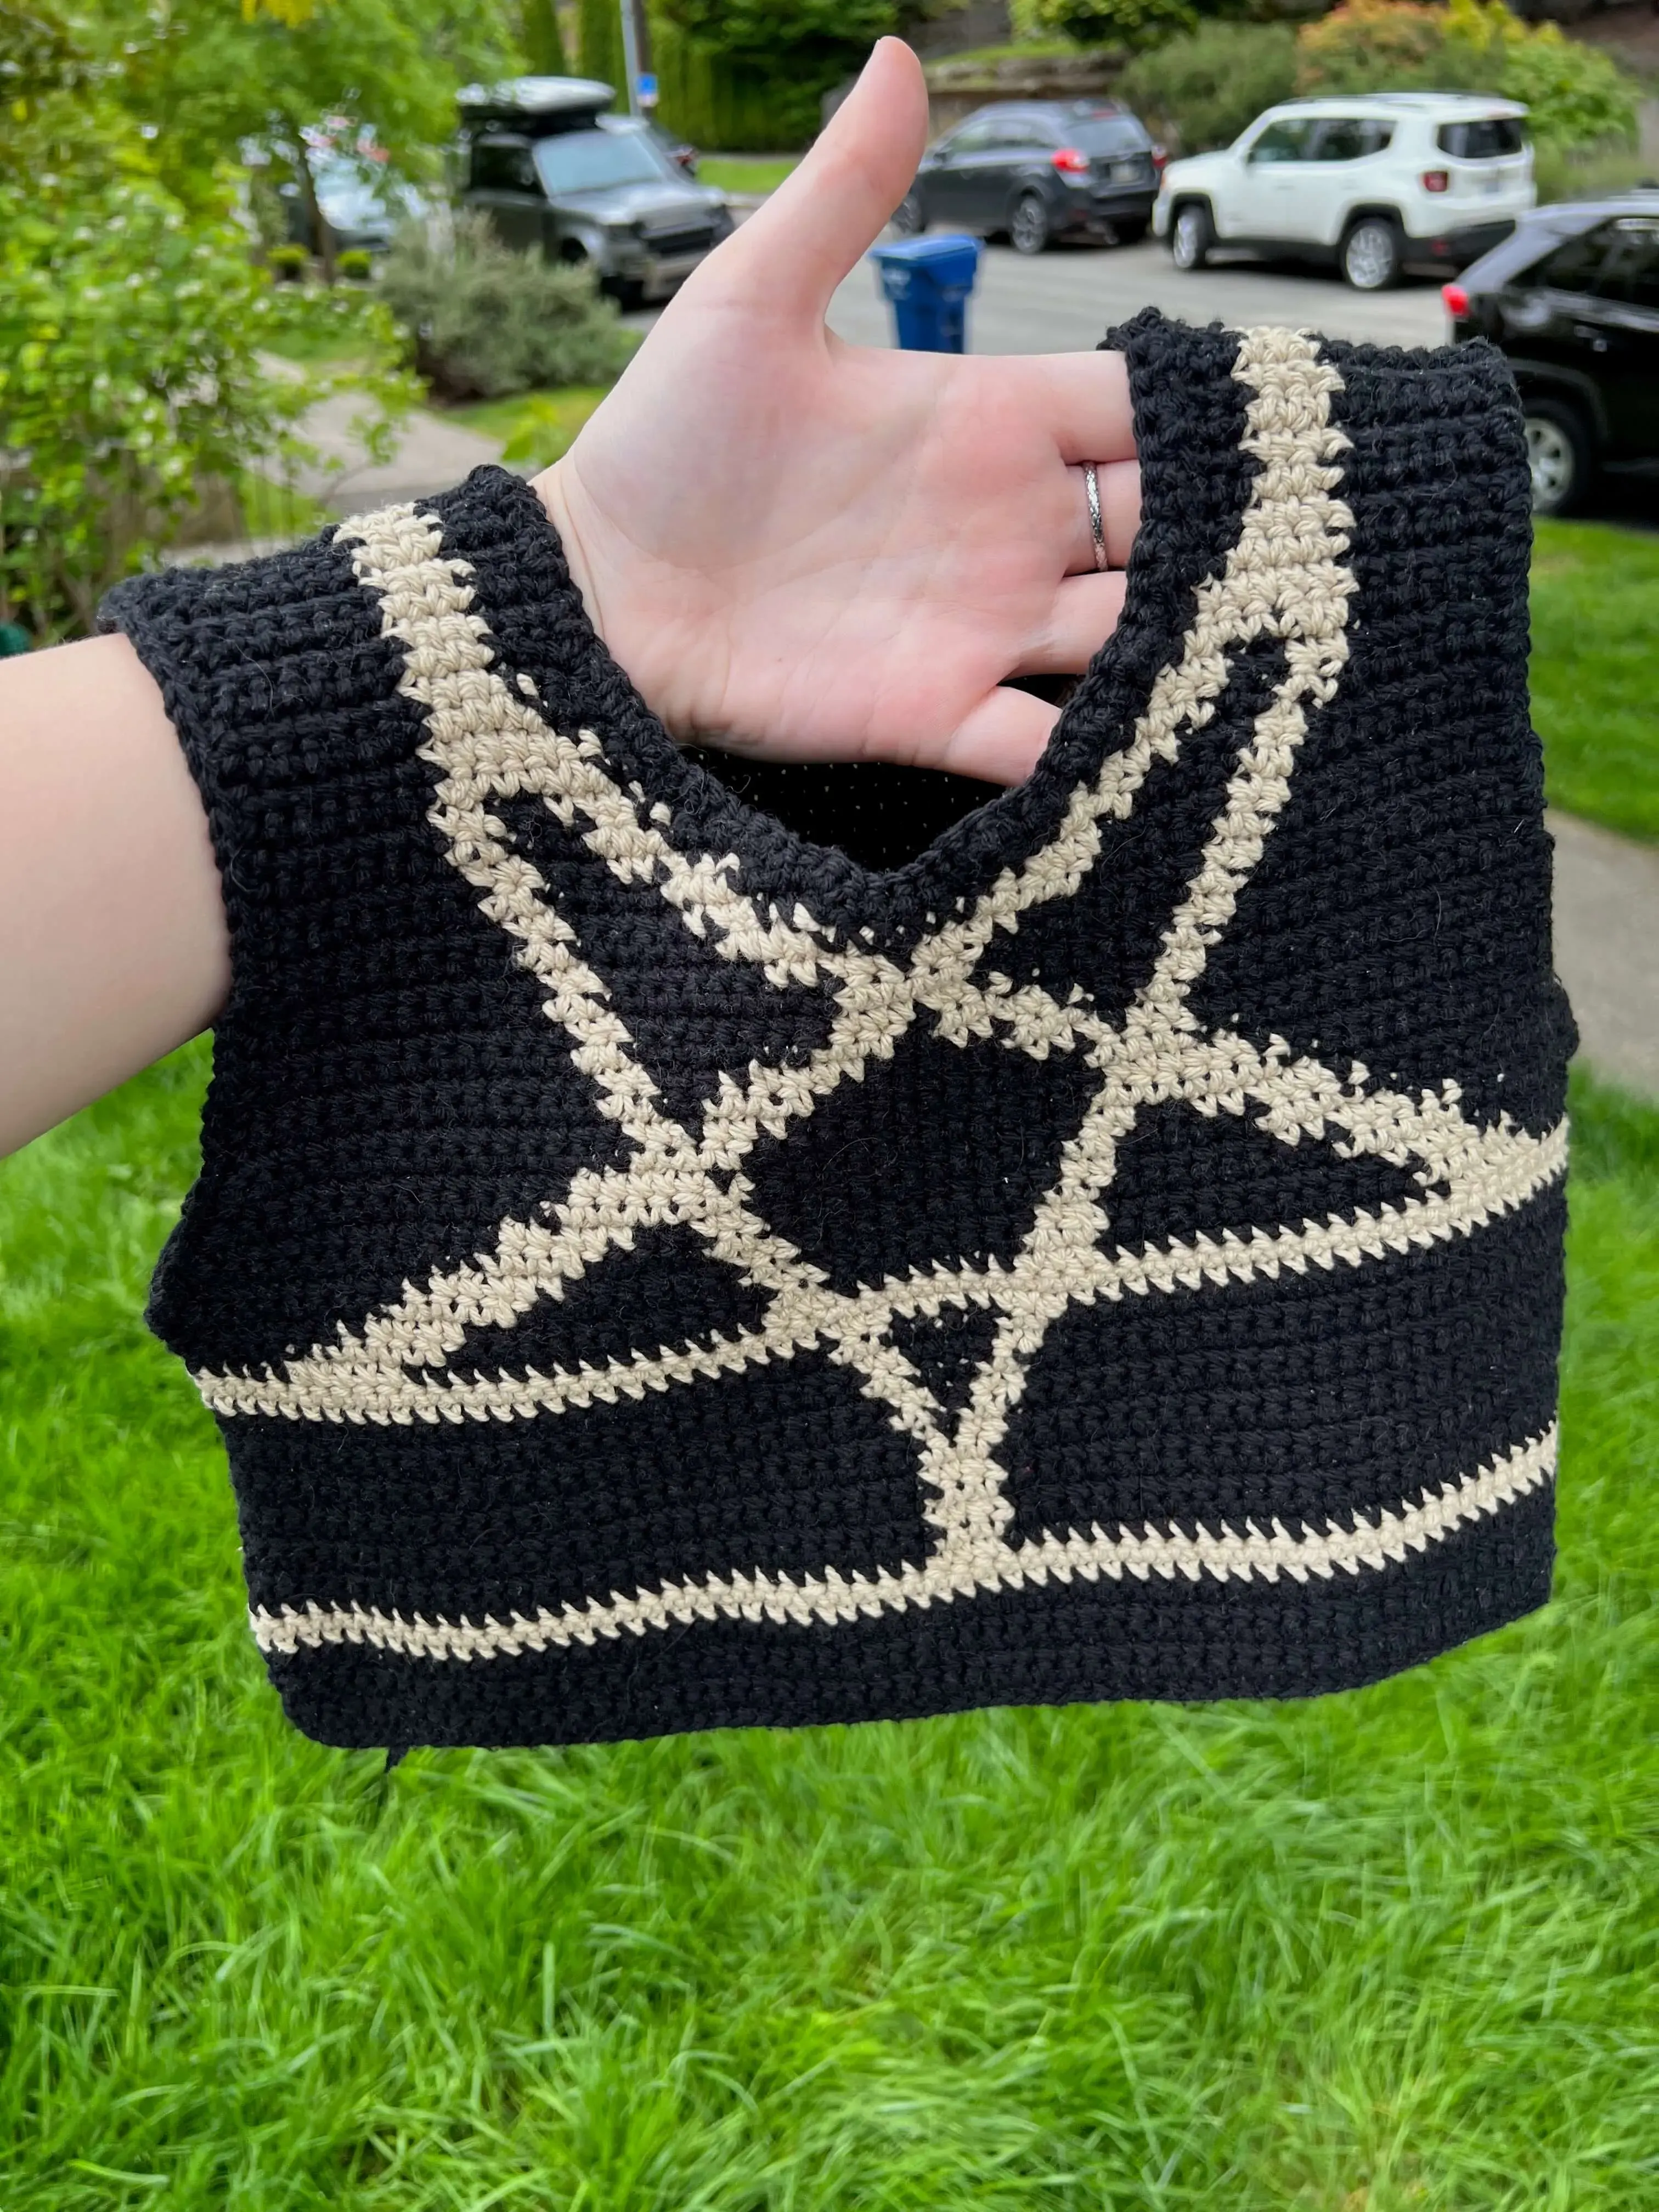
left=867, top=234, right=982, bottom=354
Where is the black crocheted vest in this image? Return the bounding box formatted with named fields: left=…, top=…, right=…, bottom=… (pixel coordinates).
left=103, top=312, right=1575, bottom=1750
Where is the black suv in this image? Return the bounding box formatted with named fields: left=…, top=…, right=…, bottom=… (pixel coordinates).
left=457, top=75, right=732, bottom=304
left=893, top=99, right=1161, bottom=255
left=1447, top=193, right=1659, bottom=514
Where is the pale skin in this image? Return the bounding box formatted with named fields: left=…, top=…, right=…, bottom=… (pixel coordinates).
left=0, top=39, right=1138, bottom=1160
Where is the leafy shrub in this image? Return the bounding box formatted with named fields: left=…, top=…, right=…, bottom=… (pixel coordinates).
left=0, top=19, right=301, bottom=637
left=0, top=2, right=412, bottom=640
left=379, top=213, right=636, bottom=404
left=267, top=241, right=309, bottom=281
left=1481, top=10, right=1639, bottom=151
left=1533, top=138, right=1659, bottom=203
left=1295, top=0, right=1639, bottom=151
left=1119, top=20, right=1297, bottom=151
left=335, top=247, right=374, bottom=281
left=1294, top=0, right=1445, bottom=89
left=1011, top=0, right=1199, bottom=57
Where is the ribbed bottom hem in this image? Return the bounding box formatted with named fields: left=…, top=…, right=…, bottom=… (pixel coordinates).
left=262, top=1487, right=1554, bottom=1750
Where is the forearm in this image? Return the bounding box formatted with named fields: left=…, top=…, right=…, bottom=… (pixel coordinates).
left=0, top=633, right=228, bottom=1156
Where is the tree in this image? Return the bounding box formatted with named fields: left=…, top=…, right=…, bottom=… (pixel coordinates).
left=1013, top=0, right=1199, bottom=53
left=578, top=0, right=625, bottom=91
left=1296, top=0, right=1638, bottom=148
left=522, top=0, right=568, bottom=74
left=655, top=0, right=898, bottom=70
left=657, top=1, right=970, bottom=100
left=0, top=0, right=415, bottom=639
left=646, top=0, right=968, bottom=148
left=94, top=0, right=519, bottom=280
left=0, top=6, right=297, bottom=634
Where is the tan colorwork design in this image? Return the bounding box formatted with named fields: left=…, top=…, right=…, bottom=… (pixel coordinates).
left=188, top=327, right=1566, bottom=1656
left=251, top=1426, right=1559, bottom=1660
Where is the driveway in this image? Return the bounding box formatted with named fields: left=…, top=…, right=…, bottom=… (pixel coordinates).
left=826, top=235, right=1448, bottom=354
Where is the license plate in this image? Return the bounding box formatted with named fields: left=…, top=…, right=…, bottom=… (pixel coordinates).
left=1477, top=171, right=1503, bottom=194
left=1109, top=159, right=1142, bottom=183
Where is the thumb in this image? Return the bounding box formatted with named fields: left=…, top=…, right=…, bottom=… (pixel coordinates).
left=707, top=37, right=929, bottom=324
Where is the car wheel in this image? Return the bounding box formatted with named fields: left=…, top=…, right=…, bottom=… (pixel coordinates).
left=1169, top=201, right=1212, bottom=272
left=1010, top=192, right=1051, bottom=256
left=1342, top=215, right=1402, bottom=291
left=1523, top=399, right=1592, bottom=517
left=890, top=190, right=924, bottom=237
left=1111, top=217, right=1149, bottom=246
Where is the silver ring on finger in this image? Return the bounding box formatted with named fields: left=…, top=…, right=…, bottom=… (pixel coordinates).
left=1084, top=461, right=1108, bottom=572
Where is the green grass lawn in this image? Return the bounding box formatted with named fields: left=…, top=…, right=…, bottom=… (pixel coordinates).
left=1531, top=518, right=1659, bottom=844
left=1, top=1048, right=1655, bottom=2208
left=259, top=326, right=381, bottom=370
left=447, top=385, right=613, bottom=475
left=695, top=155, right=799, bottom=195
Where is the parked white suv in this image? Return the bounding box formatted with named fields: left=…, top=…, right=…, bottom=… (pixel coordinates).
left=1152, top=94, right=1535, bottom=290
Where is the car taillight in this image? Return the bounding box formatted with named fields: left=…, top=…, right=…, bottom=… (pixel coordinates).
left=1423, top=170, right=1450, bottom=193
left=1442, top=282, right=1470, bottom=317
left=1052, top=146, right=1090, bottom=174
left=1150, top=143, right=1168, bottom=172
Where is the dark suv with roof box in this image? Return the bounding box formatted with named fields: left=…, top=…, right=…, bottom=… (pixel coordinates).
left=457, top=75, right=732, bottom=304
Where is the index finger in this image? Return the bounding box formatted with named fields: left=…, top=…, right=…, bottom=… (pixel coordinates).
left=1013, top=349, right=1136, bottom=469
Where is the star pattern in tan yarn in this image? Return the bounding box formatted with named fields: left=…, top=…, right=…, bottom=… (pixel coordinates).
left=211, top=330, right=1566, bottom=1664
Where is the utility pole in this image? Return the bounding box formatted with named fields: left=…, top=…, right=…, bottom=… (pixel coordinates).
left=617, top=0, right=642, bottom=116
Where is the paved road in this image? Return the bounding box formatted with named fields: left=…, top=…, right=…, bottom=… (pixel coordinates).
left=279, top=244, right=1449, bottom=519
left=826, top=235, right=1448, bottom=354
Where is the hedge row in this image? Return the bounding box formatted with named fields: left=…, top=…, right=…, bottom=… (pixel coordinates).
left=575, top=0, right=830, bottom=151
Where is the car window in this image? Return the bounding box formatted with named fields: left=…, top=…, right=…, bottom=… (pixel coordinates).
left=1068, top=117, right=1151, bottom=156
left=946, top=119, right=998, bottom=155
left=1537, top=223, right=1616, bottom=294
left=1311, top=117, right=1392, bottom=161
left=989, top=115, right=1050, bottom=149
left=1600, top=216, right=1659, bottom=314
left=470, top=136, right=538, bottom=194
left=1247, top=120, right=1315, bottom=165
left=533, top=128, right=675, bottom=194
left=1436, top=118, right=1526, bottom=160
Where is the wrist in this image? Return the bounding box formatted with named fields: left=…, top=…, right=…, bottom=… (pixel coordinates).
left=532, top=460, right=600, bottom=643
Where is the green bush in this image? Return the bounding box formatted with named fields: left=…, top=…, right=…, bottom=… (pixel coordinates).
left=1295, top=0, right=1639, bottom=151
left=1485, top=14, right=1639, bottom=151
left=0, top=10, right=309, bottom=638
left=335, top=247, right=374, bottom=282
left=1119, top=19, right=1297, bottom=151
left=379, top=212, right=635, bottom=404
left=1013, top=0, right=1199, bottom=57
left=1533, top=137, right=1659, bottom=203
left=1294, top=0, right=1444, bottom=89
left=267, top=241, right=309, bottom=281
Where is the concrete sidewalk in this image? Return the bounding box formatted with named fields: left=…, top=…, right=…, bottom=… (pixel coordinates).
left=290, top=390, right=506, bottom=511
left=1549, top=810, right=1659, bottom=1101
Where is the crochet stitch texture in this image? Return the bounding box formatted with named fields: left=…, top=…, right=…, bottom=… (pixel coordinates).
left=102, top=311, right=1575, bottom=1750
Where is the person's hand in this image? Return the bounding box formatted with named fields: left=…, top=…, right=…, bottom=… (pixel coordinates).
left=535, top=37, right=1138, bottom=787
